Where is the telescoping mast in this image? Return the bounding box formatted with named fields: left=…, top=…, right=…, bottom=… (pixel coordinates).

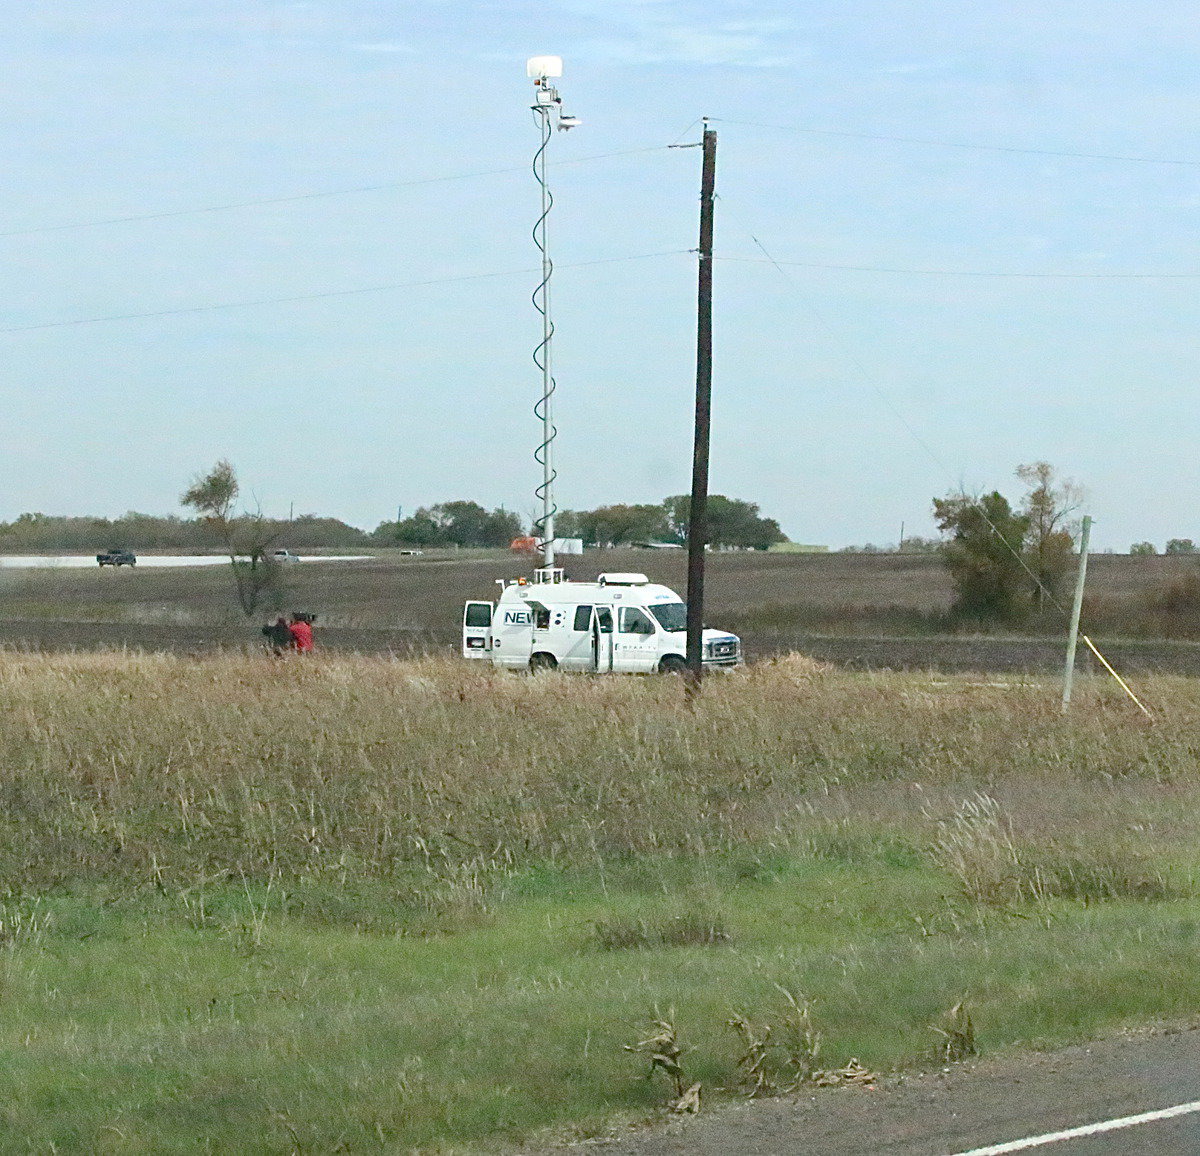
left=526, top=55, right=580, bottom=579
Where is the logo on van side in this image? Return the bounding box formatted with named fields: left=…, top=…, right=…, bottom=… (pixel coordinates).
left=503, top=610, right=533, bottom=625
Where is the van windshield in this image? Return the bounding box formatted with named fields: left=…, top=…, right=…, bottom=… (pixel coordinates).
left=649, top=602, right=687, bottom=632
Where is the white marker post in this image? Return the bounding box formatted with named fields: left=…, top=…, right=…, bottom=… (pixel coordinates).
left=1061, top=514, right=1092, bottom=713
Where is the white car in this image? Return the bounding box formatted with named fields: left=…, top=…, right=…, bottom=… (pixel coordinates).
left=272, top=549, right=301, bottom=564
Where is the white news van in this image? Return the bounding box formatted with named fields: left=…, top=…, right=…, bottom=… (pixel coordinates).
left=462, top=568, right=742, bottom=673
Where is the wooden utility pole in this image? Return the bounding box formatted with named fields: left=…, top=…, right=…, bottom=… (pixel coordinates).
left=685, top=122, right=717, bottom=698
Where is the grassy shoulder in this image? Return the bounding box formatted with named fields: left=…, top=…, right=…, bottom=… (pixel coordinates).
left=3, top=859, right=1200, bottom=1153
left=0, top=651, right=1199, bottom=1150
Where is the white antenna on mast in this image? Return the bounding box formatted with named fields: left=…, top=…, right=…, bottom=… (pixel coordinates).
left=526, top=55, right=580, bottom=572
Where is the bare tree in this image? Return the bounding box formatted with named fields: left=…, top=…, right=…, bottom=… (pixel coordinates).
left=1015, top=462, right=1084, bottom=612
left=181, top=460, right=286, bottom=618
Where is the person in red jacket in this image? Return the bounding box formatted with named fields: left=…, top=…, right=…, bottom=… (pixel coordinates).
left=288, top=613, right=314, bottom=653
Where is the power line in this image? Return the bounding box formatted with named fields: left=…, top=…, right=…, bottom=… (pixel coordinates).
left=0, top=145, right=675, bottom=240
left=0, top=250, right=691, bottom=334
left=712, top=118, right=1200, bottom=167
left=734, top=222, right=1149, bottom=708
left=723, top=201, right=1154, bottom=714
left=735, top=229, right=951, bottom=501
left=740, top=228, right=1092, bottom=652
left=716, top=204, right=1078, bottom=618
left=4, top=120, right=1194, bottom=244
left=717, top=255, right=1200, bottom=280
left=668, top=118, right=707, bottom=147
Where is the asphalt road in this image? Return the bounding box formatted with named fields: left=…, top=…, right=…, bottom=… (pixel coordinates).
left=539, top=1028, right=1200, bottom=1155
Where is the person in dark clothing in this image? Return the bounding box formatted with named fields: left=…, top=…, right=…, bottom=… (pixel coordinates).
left=262, top=616, right=295, bottom=656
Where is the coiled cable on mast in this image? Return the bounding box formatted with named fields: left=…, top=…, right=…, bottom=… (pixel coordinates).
left=530, top=106, right=557, bottom=553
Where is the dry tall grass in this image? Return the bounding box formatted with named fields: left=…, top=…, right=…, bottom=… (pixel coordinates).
left=930, top=793, right=1174, bottom=906
left=0, top=649, right=1197, bottom=900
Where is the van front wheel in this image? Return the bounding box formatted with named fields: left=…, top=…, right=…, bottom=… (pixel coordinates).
left=529, top=653, right=558, bottom=673
left=659, top=655, right=687, bottom=675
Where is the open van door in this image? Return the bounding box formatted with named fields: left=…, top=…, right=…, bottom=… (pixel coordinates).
left=462, top=601, right=493, bottom=659
left=592, top=606, right=614, bottom=672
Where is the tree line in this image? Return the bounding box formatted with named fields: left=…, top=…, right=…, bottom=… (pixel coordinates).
left=1130, top=539, right=1197, bottom=555
left=377, top=494, right=786, bottom=550
left=0, top=480, right=787, bottom=556
left=554, top=495, right=785, bottom=550
left=0, top=499, right=524, bottom=552
left=0, top=497, right=786, bottom=553
left=375, top=502, right=524, bottom=549
left=0, top=511, right=370, bottom=552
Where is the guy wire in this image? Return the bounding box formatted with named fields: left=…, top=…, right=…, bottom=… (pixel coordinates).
left=735, top=220, right=1152, bottom=715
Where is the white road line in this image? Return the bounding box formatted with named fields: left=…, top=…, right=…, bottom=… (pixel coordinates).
left=947, top=1099, right=1200, bottom=1155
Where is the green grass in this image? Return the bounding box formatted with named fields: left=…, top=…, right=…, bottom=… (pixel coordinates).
left=0, top=651, right=1199, bottom=1150
left=3, top=858, right=1200, bottom=1153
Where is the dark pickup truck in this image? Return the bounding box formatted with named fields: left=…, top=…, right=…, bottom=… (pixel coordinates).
left=96, top=549, right=136, bottom=567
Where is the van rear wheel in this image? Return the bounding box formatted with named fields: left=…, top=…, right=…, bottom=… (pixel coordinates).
left=659, top=655, right=687, bottom=675
left=529, top=653, right=558, bottom=673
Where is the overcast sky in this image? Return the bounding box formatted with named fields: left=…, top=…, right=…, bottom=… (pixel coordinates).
left=1, top=1, right=1198, bottom=549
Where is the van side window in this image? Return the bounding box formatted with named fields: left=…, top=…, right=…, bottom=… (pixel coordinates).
left=595, top=607, right=613, bottom=634
left=572, top=605, right=592, bottom=632
left=619, top=606, right=655, bottom=635
left=534, top=608, right=551, bottom=629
